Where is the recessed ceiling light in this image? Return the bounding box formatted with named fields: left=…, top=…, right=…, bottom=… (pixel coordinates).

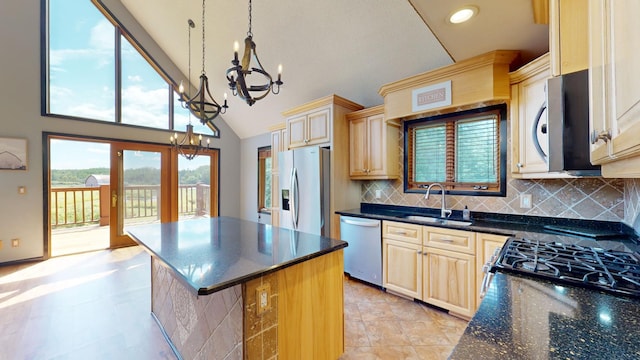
left=448, top=6, right=478, bottom=24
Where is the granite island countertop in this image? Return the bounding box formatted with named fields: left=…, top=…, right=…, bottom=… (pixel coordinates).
left=126, top=216, right=347, bottom=295
left=449, top=272, right=640, bottom=359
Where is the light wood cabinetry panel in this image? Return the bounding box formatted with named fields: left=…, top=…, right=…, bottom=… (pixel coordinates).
left=282, top=95, right=363, bottom=239
left=383, top=237, right=422, bottom=299
left=475, top=233, right=509, bottom=309
left=347, top=105, right=400, bottom=179
left=589, top=0, right=640, bottom=176
left=383, top=221, right=422, bottom=244
left=423, top=247, right=475, bottom=318
left=287, top=108, right=330, bottom=148
left=423, top=226, right=475, bottom=255
left=278, top=250, right=344, bottom=360
left=549, top=0, right=589, bottom=76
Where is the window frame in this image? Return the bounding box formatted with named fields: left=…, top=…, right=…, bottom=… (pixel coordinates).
left=257, top=146, right=272, bottom=214
left=41, top=0, right=220, bottom=137
left=403, top=104, right=507, bottom=197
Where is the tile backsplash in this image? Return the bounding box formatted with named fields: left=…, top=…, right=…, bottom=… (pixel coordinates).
left=360, top=119, right=626, bottom=223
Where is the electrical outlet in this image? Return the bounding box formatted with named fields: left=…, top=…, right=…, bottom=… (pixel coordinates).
left=18, top=186, right=26, bottom=195
left=520, top=194, right=532, bottom=209
left=255, top=284, right=271, bottom=315
left=375, top=189, right=382, bottom=199
left=11, top=238, right=19, bottom=248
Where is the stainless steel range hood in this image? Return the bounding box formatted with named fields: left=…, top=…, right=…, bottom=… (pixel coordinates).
left=547, top=69, right=601, bottom=176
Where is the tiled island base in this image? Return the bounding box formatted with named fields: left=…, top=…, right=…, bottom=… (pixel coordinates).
left=151, top=258, right=244, bottom=359
left=150, top=250, right=344, bottom=360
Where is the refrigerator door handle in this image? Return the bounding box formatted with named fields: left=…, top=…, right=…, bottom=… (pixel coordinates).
left=291, top=167, right=299, bottom=229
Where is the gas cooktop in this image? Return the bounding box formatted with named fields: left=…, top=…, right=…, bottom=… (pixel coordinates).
left=493, top=237, right=640, bottom=298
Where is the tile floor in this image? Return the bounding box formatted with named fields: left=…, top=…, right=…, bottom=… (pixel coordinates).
left=340, top=278, right=468, bottom=360
left=0, top=247, right=467, bottom=359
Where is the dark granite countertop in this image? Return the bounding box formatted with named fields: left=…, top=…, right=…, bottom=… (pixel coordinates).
left=337, top=203, right=640, bottom=252
left=126, top=216, right=347, bottom=295
left=449, top=272, right=640, bottom=359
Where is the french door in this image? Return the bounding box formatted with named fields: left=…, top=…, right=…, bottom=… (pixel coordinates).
left=109, top=142, right=171, bottom=248
left=109, top=141, right=220, bottom=248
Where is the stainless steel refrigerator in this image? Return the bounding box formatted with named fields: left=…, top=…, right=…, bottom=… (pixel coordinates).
left=278, top=147, right=330, bottom=236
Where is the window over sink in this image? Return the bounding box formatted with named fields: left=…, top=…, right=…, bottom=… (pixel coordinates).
left=404, top=104, right=507, bottom=196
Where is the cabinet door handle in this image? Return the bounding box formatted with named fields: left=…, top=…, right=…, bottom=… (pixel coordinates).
left=393, top=230, right=408, bottom=235
left=516, top=163, right=523, bottom=168
left=417, top=250, right=422, bottom=255
left=437, top=237, right=455, bottom=242
left=591, top=129, right=611, bottom=144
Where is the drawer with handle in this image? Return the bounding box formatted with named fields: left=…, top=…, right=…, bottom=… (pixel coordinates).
left=424, top=226, right=475, bottom=254
left=382, top=221, right=422, bottom=245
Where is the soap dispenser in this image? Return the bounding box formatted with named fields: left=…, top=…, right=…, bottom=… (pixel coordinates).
left=462, top=206, right=471, bottom=220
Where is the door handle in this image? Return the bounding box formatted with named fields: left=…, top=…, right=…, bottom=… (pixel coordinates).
left=111, top=191, right=118, bottom=208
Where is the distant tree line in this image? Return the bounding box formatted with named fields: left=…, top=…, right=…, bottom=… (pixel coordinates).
left=51, top=166, right=210, bottom=187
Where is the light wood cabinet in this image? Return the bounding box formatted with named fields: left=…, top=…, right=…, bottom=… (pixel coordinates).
left=382, top=221, right=422, bottom=298
left=510, top=54, right=571, bottom=179
left=383, top=238, right=423, bottom=299
left=282, top=95, right=364, bottom=239
left=382, top=220, right=477, bottom=317
left=423, top=247, right=475, bottom=318
left=347, top=105, right=400, bottom=180
left=549, top=0, right=589, bottom=76
left=287, top=108, right=331, bottom=148
left=475, top=232, right=509, bottom=309
left=589, top=0, right=640, bottom=176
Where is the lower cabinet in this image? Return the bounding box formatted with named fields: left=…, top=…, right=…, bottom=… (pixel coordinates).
left=475, top=232, right=509, bottom=308
left=382, top=220, right=478, bottom=318
left=423, top=247, right=475, bottom=318
left=383, top=238, right=422, bottom=299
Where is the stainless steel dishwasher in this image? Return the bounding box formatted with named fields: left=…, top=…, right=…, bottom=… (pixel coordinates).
left=340, top=216, right=382, bottom=286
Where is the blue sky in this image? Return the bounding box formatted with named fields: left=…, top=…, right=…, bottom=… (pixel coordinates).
left=48, top=0, right=211, bottom=134
left=50, top=139, right=209, bottom=171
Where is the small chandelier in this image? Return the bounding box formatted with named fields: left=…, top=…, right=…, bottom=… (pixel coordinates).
left=226, top=0, right=283, bottom=106
left=170, top=124, right=210, bottom=161
left=179, top=0, right=228, bottom=124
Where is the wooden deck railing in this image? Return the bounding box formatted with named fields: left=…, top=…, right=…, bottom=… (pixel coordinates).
left=51, top=183, right=210, bottom=228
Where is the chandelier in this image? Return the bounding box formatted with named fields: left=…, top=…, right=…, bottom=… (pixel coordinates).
left=179, top=0, right=228, bottom=124
left=226, top=0, right=283, bottom=106
left=170, top=124, right=210, bottom=161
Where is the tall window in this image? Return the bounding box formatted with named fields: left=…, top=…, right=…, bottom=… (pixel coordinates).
left=258, top=147, right=272, bottom=213
left=405, top=104, right=506, bottom=196
left=44, top=0, right=219, bottom=135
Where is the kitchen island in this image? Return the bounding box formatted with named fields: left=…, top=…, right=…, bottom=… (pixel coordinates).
left=126, top=216, right=347, bottom=360
left=449, top=272, right=640, bottom=359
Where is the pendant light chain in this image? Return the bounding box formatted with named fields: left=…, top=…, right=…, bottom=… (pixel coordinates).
left=201, top=0, right=206, bottom=75
left=247, top=0, right=252, bottom=37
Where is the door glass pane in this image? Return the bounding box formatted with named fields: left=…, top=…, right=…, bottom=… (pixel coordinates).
left=48, top=0, right=115, bottom=121
left=122, top=150, right=161, bottom=229
left=178, top=155, right=211, bottom=220
left=121, top=35, right=169, bottom=129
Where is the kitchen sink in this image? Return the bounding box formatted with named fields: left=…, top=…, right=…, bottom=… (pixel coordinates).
left=403, top=215, right=472, bottom=227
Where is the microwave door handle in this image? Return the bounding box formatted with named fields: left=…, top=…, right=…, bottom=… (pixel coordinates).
left=532, top=101, right=548, bottom=161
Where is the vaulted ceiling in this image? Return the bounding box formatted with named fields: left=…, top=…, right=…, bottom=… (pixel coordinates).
left=120, top=0, right=548, bottom=139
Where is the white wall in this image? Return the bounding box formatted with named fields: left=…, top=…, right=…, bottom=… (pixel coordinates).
left=239, top=133, right=271, bottom=223
left=0, top=0, right=241, bottom=263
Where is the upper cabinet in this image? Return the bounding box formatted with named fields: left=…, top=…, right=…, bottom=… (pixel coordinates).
left=346, top=105, right=400, bottom=180
left=549, top=0, right=589, bottom=76
left=589, top=0, right=640, bottom=176
left=287, top=108, right=331, bottom=148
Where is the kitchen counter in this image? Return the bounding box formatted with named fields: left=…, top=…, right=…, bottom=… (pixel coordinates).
left=126, top=217, right=347, bottom=359
left=126, top=216, right=347, bottom=295
left=337, top=203, right=640, bottom=252
left=449, top=272, right=640, bottom=359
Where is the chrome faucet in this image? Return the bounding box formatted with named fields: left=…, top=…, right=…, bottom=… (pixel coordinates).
left=425, top=183, right=452, bottom=218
